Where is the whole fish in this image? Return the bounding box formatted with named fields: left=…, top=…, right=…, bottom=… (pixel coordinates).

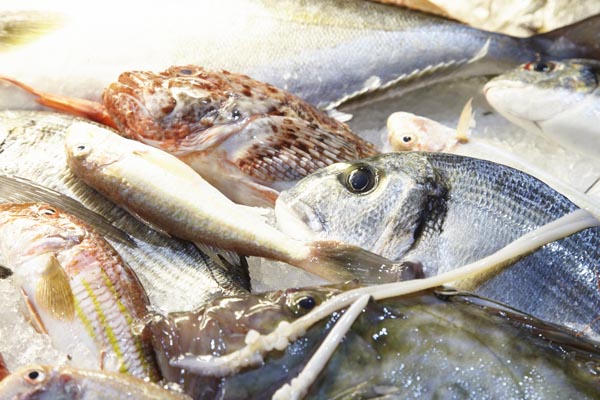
left=4, top=65, right=378, bottom=207
left=484, top=59, right=600, bottom=159
left=152, top=287, right=600, bottom=399
left=0, top=202, right=160, bottom=381
left=275, top=152, right=600, bottom=334
left=0, top=110, right=250, bottom=313
left=1, top=0, right=599, bottom=112
left=64, top=122, right=414, bottom=284
left=0, top=364, right=191, bottom=399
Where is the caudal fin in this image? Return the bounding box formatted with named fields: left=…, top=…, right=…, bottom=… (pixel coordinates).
left=0, top=75, right=116, bottom=128
left=532, top=14, right=600, bottom=60
left=300, top=241, right=421, bottom=284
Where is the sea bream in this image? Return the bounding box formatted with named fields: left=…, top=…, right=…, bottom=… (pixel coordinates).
left=0, top=203, right=160, bottom=381
left=1, top=0, right=600, bottom=112
left=64, top=122, right=414, bottom=284
left=275, top=152, right=600, bottom=334
left=0, top=364, right=191, bottom=399
left=152, top=286, right=600, bottom=399
left=484, top=59, right=600, bottom=159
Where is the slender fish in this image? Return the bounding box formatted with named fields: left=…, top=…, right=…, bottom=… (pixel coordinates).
left=0, top=203, right=160, bottom=381
left=64, top=122, right=412, bottom=284
left=0, top=365, right=191, bottom=400
left=275, top=152, right=600, bottom=333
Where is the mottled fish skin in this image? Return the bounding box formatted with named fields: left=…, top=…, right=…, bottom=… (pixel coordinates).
left=149, top=284, right=350, bottom=398
left=275, top=152, right=600, bottom=335
left=0, top=110, right=250, bottom=314
left=484, top=59, right=600, bottom=158
left=0, top=203, right=160, bottom=381
left=0, top=364, right=191, bottom=400
left=161, top=287, right=600, bottom=399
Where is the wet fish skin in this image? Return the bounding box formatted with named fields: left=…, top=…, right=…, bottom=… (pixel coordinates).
left=484, top=59, right=600, bottom=158
left=2, top=1, right=600, bottom=112
left=0, top=110, right=250, bottom=313
left=0, top=364, right=191, bottom=399
left=100, top=65, right=378, bottom=207
left=0, top=202, right=160, bottom=381
left=157, top=287, right=600, bottom=399
left=275, top=152, right=600, bottom=334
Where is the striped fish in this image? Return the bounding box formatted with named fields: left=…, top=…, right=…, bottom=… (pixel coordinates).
left=0, top=203, right=159, bottom=381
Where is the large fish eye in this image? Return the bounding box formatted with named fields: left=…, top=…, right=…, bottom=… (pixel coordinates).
left=24, top=368, right=46, bottom=385
left=341, top=165, right=379, bottom=195
left=289, top=292, right=321, bottom=316
left=524, top=61, right=555, bottom=72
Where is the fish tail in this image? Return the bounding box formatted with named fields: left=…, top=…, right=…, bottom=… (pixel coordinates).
left=300, top=241, right=420, bottom=284
left=530, top=14, right=600, bottom=60
left=0, top=11, right=64, bottom=51
left=0, top=75, right=117, bottom=129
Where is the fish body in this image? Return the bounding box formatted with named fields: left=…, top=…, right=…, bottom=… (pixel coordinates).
left=275, top=152, right=600, bottom=334
left=153, top=287, right=600, bottom=399
left=102, top=65, right=377, bottom=207
left=0, top=110, right=250, bottom=314
left=0, top=203, right=159, bottom=381
left=484, top=59, right=600, bottom=159
left=0, top=364, right=191, bottom=399
left=1, top=0, right=600, bottom=111
left=64, top=122, right=411, bottom=284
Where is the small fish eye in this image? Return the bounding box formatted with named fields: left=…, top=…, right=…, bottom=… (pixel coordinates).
left=344, top=165, right=378, bottom=195
left=231, top=109, right=242, bottom=119
left=39, top=206, right=57, bottom=217
left=24, top=369, right=45, bottom=384
left=524, top=61, right=554, bottom=72
left=402, top=135, right=413, bottom=143
left=76, top=145, right=86, bottom=151
left=178, top=68, right=193, bottom=75
left=297, top=296, right=316, bottom=310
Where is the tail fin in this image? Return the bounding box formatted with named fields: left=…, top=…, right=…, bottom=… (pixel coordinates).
left=300, top=241, right=421, bottom=284
left=532, top=14, right=600, bottom=60
left=0, top=11, right=64, bottom=52
left=0, top=75, right=116, bottom=128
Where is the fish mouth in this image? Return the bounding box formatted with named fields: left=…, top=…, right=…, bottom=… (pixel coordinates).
left=274, top=195, right=322, bottom=241
left=482, top=79, right=526, bottom=96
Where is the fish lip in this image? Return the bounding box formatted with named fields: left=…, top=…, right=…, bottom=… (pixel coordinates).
left=275, top=196, right=323, bottom=241
left=483, top=79, right=526, bottom=96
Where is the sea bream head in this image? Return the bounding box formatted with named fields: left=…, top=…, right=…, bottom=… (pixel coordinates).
left=484, top=59, right=600, bottom=156
left=275, top=153, right=446, bottom=261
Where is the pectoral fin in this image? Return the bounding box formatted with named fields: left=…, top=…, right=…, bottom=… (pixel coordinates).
left=35, top=255, right=75, bottom=321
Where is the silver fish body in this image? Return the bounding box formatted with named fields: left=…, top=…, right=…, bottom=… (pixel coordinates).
left=154, top=287, right=600, bottom=399
left=276, top=152, right=600, bottom=334
left=0, top=110, right=250, bottom=313
left=484, top=59, right=600, bottom=158
left=1, top=0, right=599, bottom=111
left=0, top=364, right=191, bottom=400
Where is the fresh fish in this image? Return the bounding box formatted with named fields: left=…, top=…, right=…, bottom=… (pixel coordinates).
left=0, top=364, right=191, bottom=399
left=484, top=59, right=600, bottom=159
left=275, top=152, right=600, bottom=334
left=4, top=65, right=378, bottom=207
left=0, top=110, right=250, bottom=313
left=148, top=284, right=352, bottom=398
left=155, top=286, right=600, bottom=399
left=64, top=122, right=414, bottom=284
left=0, top=353, right=8, bottom=381
left=0, top=202, right=160, bottom=381
left=1, top=0, right=600, bottom=111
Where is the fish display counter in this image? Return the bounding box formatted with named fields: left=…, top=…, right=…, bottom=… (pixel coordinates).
left=1, top=1, right=600, bottom=399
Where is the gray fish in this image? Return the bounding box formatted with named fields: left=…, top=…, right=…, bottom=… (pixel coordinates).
left=275, top=152, right=600, bottom=334
left=0, top=110, right=250, bottom=313
left=484, top=59, right=600, bottom=159
left=152, top=286, right=600, bottom=399
left=1, top=0, right=599, bottom=111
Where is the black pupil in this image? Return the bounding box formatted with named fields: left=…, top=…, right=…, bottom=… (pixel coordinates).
left=232, top=109, right=241, bottom=119
left=179, top=68, right=193, bottom=75
left=28, top=371, right=39, bottom=380
left=347, top=167, right=376, bottom=194
left=533, top=62, right=550, bottom=72
left=298, top=296, right=316, bottom=310
left=42, top=208, right=56, bottom=215
left=76, top=145, right=86, bottom=151
left=402, top=136, right=412, bottom=143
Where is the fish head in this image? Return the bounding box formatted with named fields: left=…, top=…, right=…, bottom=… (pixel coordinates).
left=386, top=111, right=460, bottom=152
left=484, top=59, right=599, bottom=133
left=276, top=153, right=444, bottom=260
left=0, top=365, right=68, bottom=399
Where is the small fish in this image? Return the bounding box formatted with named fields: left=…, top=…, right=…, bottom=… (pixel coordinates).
left=275, top=152, right=600, bottom=334
left=0, top=203, right=160, bottom=381
left=3, top=65, right=378, bottom=207
left=484, top=59, right=600, bottom=159
left=148, top=284, right=351, bottom=398
left=64, top=122, right=413, bottom=284
left=0, top=353, right=8, bottom=381
left=157, top=287, right=600, bottom=399
left=0, top=364, right=191, bottom=399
